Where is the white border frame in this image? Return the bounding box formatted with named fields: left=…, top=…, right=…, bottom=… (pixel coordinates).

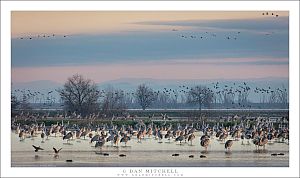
left=1, top=1, right=299, bottom=177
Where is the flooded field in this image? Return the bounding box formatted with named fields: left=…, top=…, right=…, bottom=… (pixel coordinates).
left=11, top=132, right=289, bottom=167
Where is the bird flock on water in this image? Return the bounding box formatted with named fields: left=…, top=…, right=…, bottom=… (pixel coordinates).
left=12, top=115, right=288, bottom=159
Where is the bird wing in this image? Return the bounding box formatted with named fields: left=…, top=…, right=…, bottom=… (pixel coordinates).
left=53, top=147, right=57, bottom=152
left=58, top=148, right=62, bottom=152
left=32, top=145, right=38, bottom=149
left=200, top=140, right=204, bottom=146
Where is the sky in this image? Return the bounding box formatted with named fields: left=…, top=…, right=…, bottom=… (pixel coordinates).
left=11, top=11, right=289, bottom=84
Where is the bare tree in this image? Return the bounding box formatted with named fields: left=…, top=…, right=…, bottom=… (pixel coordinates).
left=237, top=86, right=250, bottom=105
left=101, top=86, right=127, bottom=113
left=155, top=92, right=169, bottom=109
left=135, top=84, right=156, bottom=110
left=221, top=89, right=235, bottom=107
left=19, top=93, right=32, bottom=111
left=58, top=74, right=100, bottom=116
left=276, top=85, right=288, bottom=108
left=268, top=91, right=277, bottom=104
left=11, top=94, right=20, bottom=110
left=170, top=90, right=179, bottom=107
left=186, top=85, right=214, bottom=114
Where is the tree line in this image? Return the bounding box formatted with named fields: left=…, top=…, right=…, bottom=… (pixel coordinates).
left=12, top=74, right=289, bottom=117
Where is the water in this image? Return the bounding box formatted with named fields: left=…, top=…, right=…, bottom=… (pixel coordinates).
left=11, top=132, right=289, bottom=167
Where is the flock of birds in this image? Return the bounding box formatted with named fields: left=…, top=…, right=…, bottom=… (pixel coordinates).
left=173, top=11, right=281, bottom=40
left=178, top=31, right=240, bottom=41
left=12, top=117, right=289, bottom=159
left=262, top=12, right=280, bottom=17
left=18, top=34, right=68, bottom=40
left=13, top=89, right=56, bottom=106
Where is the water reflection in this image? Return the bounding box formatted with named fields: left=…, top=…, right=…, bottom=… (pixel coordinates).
left=54, top=154, right=59, bottom=159
left=11, top=132, right=289, bottom=167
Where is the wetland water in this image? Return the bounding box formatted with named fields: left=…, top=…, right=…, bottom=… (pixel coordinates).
left=11, top=132, right=288, bottom=167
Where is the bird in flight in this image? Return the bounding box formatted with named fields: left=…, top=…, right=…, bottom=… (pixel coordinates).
left=32, top=145, right=44, bottom=152
left=53, top=147, right=62, bottom=154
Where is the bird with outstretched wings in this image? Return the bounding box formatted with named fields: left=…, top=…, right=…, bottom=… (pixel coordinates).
left=53, top=147, right=62, bottom=154
left=32, top=145, right=44, bottom=152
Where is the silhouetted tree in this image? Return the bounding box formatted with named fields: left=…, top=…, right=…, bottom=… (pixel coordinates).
left=19, top=93, right=31, bottom=110
left=155, top=92, right=169, bottom=109
left=11, top=94, right=20, bottom=110
left=268, top=91, right=277, bottom=104
left=237, top=86, right=250, bottom=105
left=101, top=86, right=127, bottom=114
left=58, top=74, right=100, bottom=116
left=135, top=84, right=156, bottom=110
left=276, top=85, right=288, bottom=108
left=186, top=85, right=214, bottom=118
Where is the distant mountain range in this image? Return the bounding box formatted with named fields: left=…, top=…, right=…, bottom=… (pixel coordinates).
left=12, top=77, right=288, bottom=103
